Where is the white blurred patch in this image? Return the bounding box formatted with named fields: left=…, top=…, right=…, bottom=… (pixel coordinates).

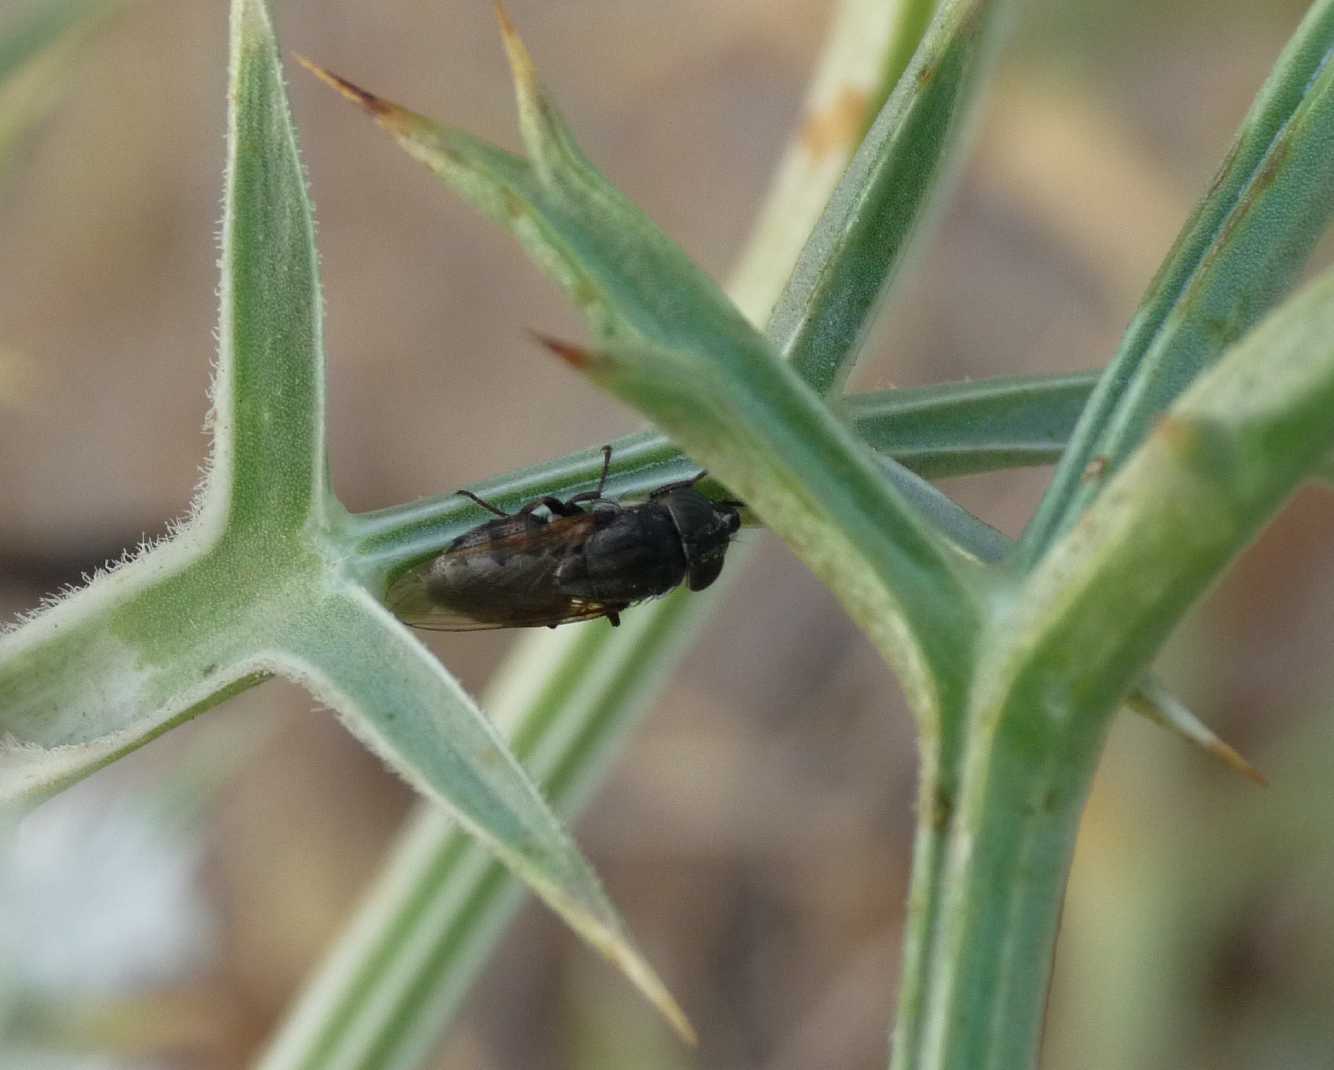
left=1, top=777, right=215, bottom=997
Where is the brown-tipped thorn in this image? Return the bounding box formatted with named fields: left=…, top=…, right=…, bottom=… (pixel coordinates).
left=528, top=330, right=593, bottom=370
left=493, top=0, right=517, bottom=39
left=1207, top=738, right=1268, bottom=787
left=293, top=53, right=393, bottom=119
left=493, top=1, right=539, bottom=93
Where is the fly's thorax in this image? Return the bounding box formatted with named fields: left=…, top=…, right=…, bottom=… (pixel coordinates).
left=657, top=489, right=742, bottom=591
left=561, top=504, right=687, bottom=601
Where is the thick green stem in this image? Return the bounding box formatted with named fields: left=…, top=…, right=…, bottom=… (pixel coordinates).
left=890, top=712, right=959, bottom=1064
left=894, top=259, right=1334, bottom=1070
left=894, top=698, right=1107, bottom=1070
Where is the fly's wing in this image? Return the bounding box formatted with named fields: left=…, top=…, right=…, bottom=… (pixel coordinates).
left=389, top=580, right=617, bottom=631
left=392, top=598, right=615, bottom=631
left=386, top=513, right=625, bottom=631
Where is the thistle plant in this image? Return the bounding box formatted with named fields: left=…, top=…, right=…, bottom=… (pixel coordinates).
left=4, top=0, right=1334, bottom=1068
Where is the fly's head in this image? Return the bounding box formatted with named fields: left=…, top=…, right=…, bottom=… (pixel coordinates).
left=658, top=488, right=743, bottom=591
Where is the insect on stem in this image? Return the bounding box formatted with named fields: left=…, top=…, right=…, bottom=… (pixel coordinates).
left=386, top=447, right=742, bottom=631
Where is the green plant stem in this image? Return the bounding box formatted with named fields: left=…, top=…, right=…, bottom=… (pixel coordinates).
left=346, top=361, right=1334, bottom=580
left=348, top=370, right=1090, bottom=582
left=898, top=708, right=1104, bottom=1068
left=727, top=0, right=938, bottom=323
left=895, top=264, right=1334, bottom=1069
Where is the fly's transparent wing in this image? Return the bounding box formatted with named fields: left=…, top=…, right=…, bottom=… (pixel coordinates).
left=386, top=513, right=625, bottom=630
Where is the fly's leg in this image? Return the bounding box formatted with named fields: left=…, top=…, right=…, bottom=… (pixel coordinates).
left=462, top=445, right=613, bottom=520
left=456, top=489, right=510, bottom=517
left=649, top=469, right=707, bottom=498
left=567, top=446, right=615, bottom=509
left=593, top=444, right=612, bottom=496
left=473, top=495, right=575, bottom=519
left=606, top=610, right=621, bottom=627
left=526, top=496, right=584, bottom=518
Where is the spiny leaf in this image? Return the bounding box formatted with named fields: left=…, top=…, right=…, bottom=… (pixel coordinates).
left=301, top=14, right=985, bottom=721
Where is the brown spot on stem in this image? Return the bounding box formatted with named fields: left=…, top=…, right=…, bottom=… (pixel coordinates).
left=1081, top=455, right=1109, bottom=482
left=500, top=189, right=527, bottom=220
left=931, top=783, right=954, bottom=829
left=1155, top=414, right=1200, bottom=452
left=799, top=86, right=870, bottom=160
left=571, top=278, right=601, bottom=312
left=1252, top=134, right=1290, bottom=197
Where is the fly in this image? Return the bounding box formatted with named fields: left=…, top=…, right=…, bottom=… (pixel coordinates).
left=387, top=446, right=743, bottom=630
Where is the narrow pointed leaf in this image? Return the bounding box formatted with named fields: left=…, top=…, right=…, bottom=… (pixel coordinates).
left=351, top=357, right=1334, bottom=586
left=243, top=2, right=692, bottom=1036
left=344, top=5, right=1024, bottom=582
left=1021, top=0, right=1334, bottom=565
left=297, top=51, right=756, bottom=357
left=277, top=589, right=694, bottom=1043
left=772, top=0, right=1004, bottom=395
left=0, top=0, right=332, bottom=807
left=218, top=0, right=329, bottom=536
left=4, top=0, right=686, bottom=1038
left=259, top=592, right=709, bottom=1070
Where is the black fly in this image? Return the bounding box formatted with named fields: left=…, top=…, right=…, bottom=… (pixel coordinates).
left=387, top=447, right=742, bottom=630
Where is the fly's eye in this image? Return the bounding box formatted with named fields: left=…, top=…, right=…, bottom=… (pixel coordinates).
left=686, top=551, right=726, bottom=592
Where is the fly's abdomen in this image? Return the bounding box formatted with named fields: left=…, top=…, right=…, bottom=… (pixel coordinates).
left=422, top=542, right=574, bottom=625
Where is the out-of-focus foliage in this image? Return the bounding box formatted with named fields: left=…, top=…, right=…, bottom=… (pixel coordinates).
left=0, top=0, right=109, bottom=180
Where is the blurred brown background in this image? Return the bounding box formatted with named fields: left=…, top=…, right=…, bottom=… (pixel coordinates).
left=3, top=1, right=1334, bottom=1067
